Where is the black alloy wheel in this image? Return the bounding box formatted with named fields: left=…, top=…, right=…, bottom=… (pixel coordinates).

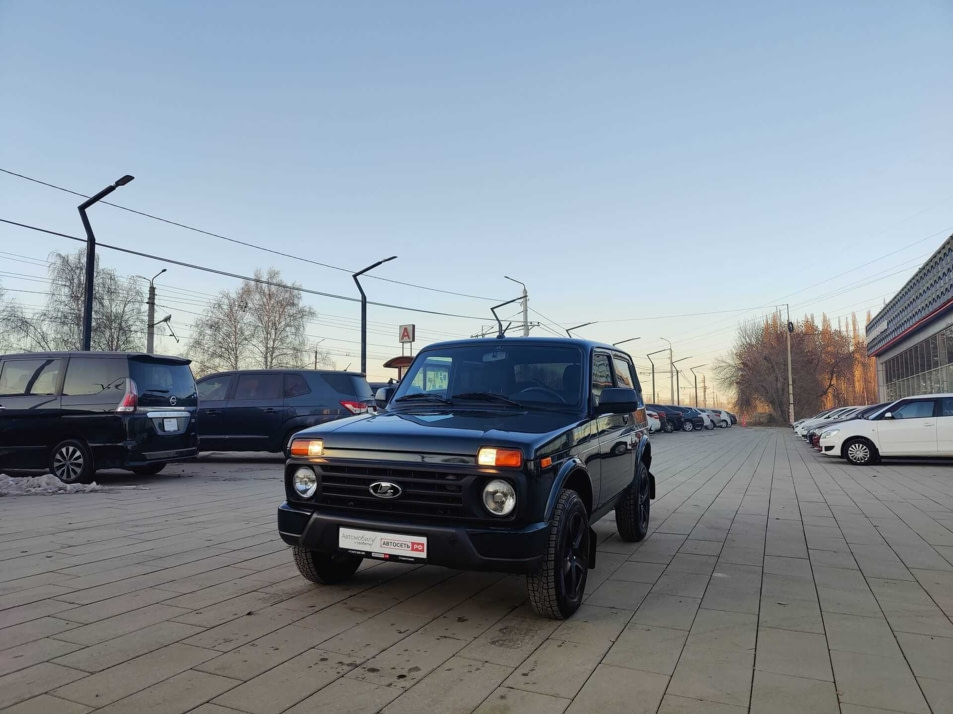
left=527, top=489, right=590, bottom=619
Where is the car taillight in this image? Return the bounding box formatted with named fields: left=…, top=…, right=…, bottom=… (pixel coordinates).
left=117, top=379, right=138, bottom=413
left=340, top=400, right=369, bottom=414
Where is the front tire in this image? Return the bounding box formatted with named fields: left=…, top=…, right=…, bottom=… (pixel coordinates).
left=704, top=421, right=714, bottom=430
left=292, top=547, right=363, bottom=584
left=616, top=462, right=651, bottom=542
left=663, top=420, right=674, bottom=433
left=844, top=438, right=877, bottom=466
left=527, top=489, right=590, bottom=619
left=720, top=420, right=729, bottom=428
left=683, top=421, right=694, bottom=432
left=49, top=440, right=93, bottom=484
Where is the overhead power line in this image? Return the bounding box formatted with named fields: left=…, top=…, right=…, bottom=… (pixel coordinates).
left=0, top=217, right=491, bottom=321
left=0, top=167, right=503, bottom=302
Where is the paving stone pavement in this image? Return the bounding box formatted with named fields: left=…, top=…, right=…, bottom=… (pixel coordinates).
left=1, top=429, right=952, bottom=713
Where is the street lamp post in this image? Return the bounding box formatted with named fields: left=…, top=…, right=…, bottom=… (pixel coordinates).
left=660, top=337, right=673, bottom=403
left=352, top=256, right=397, bottom=376
left=78, top=174, right=134, bottom=350
left=504, top=276, right=529, bottom=336
left=689, top=363, right=707, bottom=408
left=785, top=304, right=795, bottom=424
left=566, top=322, right=596, bottom=337
left=145, top=269, right=166, bottom=354
left=646, top=348, right=667, bottom=403
left=672, top=356, right=693, bottom=405
left=612, top=337, right=641, bottom=347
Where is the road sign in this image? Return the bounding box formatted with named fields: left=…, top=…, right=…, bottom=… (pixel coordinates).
left=399, top=324, right=416, bottom=343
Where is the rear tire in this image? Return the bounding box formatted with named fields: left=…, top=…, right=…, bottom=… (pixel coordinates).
left=720, top=420, right=729, bottom=428
left=663, top=420, right=674, bottom=433
left=616, top=462, right=651, bottom=542
left=292, top=547, right=362, bottom=584
left=844, top=438, right=877, bottom=466
left=131, top=463, right=166, bottom=476
left=526, top=489, right=590, bottom=619
left=704, top=422, right=714, bottom=430
left=49, top=440, right=93, bottom=484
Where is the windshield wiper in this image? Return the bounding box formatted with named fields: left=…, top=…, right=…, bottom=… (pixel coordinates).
left=394, top=393, right=451, bottom=404
left=451, top=392, right=523, bottom=407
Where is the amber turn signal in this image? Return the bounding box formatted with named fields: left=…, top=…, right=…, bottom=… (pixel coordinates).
left=290, top=439, right=324, bottom=457
left=477, top=447, right=523, bottom=468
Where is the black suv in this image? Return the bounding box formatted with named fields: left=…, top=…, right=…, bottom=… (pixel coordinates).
left=196, top=369, right=374, bottom=453
left=0, top=351, right=198, bottom=483
left=278, top=338, right=656, bottom=619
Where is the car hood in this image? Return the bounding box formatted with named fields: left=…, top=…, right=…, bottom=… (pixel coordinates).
left=818, top=418, right=875, bottom=437
left=295, top=408, right=582, bottom=457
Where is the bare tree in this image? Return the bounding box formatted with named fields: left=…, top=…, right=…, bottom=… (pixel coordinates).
left=189, top=290, right=253, bottom=376
left=17, top=250, right=144, bottom=352
left=244, top=268, right=315, bottom=369
left=188, top=268, right=315, bottom=373
left=0, top=284, right=26, bottom=353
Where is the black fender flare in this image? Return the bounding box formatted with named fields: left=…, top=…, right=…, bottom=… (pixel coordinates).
left=543, top=456, right=593, bottom=522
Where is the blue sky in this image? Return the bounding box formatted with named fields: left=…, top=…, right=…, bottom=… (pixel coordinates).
left=1, top=1, right=951, bottom=393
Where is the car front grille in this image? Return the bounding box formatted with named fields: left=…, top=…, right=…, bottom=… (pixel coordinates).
left=315, top=463, right=475, bottom=521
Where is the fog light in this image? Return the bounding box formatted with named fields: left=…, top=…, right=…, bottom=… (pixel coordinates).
left=482, top=479, right=516, bottom=516
left=292, top=467, right=317, bottom=498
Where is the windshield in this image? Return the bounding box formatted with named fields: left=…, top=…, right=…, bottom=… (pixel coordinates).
left=391, top=344, right=585, bottom=410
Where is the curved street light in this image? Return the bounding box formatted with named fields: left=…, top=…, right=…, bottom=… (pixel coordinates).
left=353, top=256, right=397, bottom=375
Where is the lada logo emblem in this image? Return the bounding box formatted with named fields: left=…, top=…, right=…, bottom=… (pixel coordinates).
left=369, top=481, right=402, bottom=499
left=169, top=396, right=177, bottom=406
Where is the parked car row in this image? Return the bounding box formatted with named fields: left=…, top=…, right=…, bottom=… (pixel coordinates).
left=646, top=404, right=737, bottom=433
left=0, top=350, right=380, bottom=484
left=797, top=394, right=953, bottom=465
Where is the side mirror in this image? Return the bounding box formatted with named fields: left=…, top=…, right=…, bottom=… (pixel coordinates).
left=882, top=412, right=893, bottom=420
left=596, top=387, right=640, bottom=414
left=375, top=387, right=396, bottom=406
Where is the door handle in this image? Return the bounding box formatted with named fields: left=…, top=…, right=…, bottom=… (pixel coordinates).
left=924, top=423, right=934, bottom=427
left=263, top=408, right=276, bottom=413
left=205, top=409, right=220, bottom=415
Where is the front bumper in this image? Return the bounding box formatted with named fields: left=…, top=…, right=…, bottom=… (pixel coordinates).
left=277, top=502, right=549, bottom=574
left=817, top=438, right=841, bottom=457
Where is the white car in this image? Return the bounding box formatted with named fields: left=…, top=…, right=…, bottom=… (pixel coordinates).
left=819, top=394, right=953, bottom=465
left=646, top=410, right=662, bottom=433
left=703, top=408, right=732, bottom=428
left=795, top=406, right=861, bottom=437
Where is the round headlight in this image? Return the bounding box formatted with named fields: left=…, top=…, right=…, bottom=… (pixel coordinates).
left=292, top=467, right=317, bottom=498
left=482, top=479, right=516, bottom=516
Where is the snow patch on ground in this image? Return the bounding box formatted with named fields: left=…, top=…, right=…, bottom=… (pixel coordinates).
left=0, top=473, right=100, bottom=496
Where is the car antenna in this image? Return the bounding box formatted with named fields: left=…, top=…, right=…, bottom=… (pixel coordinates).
left=490, top=297, right=522, bottom=339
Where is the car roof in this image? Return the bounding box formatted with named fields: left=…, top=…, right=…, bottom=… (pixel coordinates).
left=0, top=351, right=190, bottom=364
left=416, top=336, right=630, bottom=353
left=199, top=369, right=366, bottom=377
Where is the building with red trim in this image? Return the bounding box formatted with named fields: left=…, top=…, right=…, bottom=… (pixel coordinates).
left=867, top=233, right=953, bottom=401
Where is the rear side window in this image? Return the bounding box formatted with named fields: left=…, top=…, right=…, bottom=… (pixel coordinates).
left=611, top=356, right=643, bottom=407
left=129, top=359, right=197, bottom=407
left=284, top=373, right=311, bottom=398
left=320, top=374, right=372, bottom=398
left=64, top=357, right=127, bottom=397
left=198, top=375, right=232, bottom=401
left=0, top=358, right=63, bottom=396
left=233, top=374, right=283, bottom=400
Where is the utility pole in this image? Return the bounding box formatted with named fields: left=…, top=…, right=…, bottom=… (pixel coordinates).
left=78, top=174, right=135, bottom=350
left=504, top=276, right=529, bottom=336
left=689, top=364, right=707, bottom=408
left=785, top=304, right=795, bottom=423
left=660, top=337, right=673, bottom=403
left=144, top=269, right=166, bottom=354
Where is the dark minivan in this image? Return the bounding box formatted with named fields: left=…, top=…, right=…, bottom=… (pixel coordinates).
left=0, top=352, right=198, bottom=483
left=195, top=369, right=374, bottom=453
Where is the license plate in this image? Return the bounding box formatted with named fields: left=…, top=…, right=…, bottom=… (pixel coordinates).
left=338, top=527, right=428, bottom=561
left=163, top=418, right=178, bottom=432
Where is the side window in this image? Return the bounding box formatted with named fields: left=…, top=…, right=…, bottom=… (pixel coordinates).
left=0, top=359, right=63, bottom=396
left=941, top=398, right=953, bottom=417
left=612, top=356, right=643, bottom=407
left=198, top=375, right=232, bottom=401
left=892, top=400, right=935, bottom=419
left=232, top=374, right=283, bottom=400
left=284, top=373, right=311, bottom=398
left=591, top=354, right=613, bottom=403
left=63, top=358, right=126, bottom=397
